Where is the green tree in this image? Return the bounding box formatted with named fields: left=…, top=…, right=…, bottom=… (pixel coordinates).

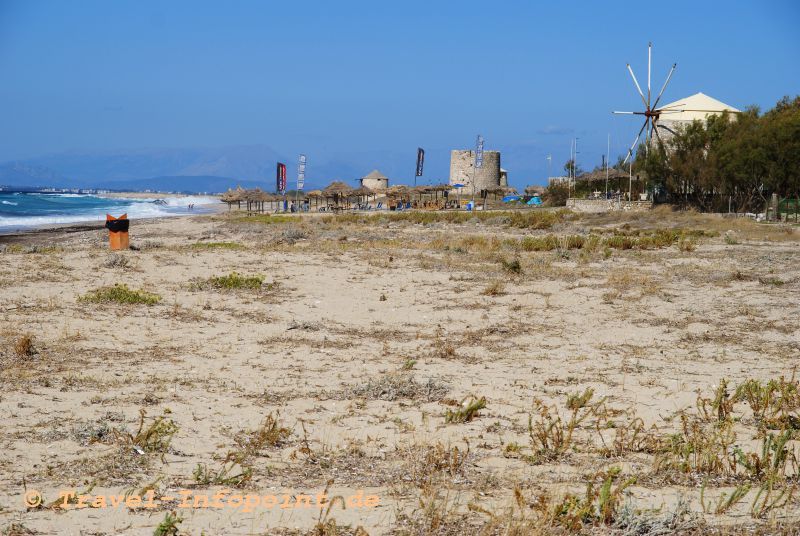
left=563, top=159, right=583, bottom=177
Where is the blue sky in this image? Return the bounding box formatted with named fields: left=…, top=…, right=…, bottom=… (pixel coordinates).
left=1, top=0, right=798, bottom=186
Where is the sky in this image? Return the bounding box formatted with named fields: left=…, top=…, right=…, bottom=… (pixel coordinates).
left=1, top=0, right=798, bottom=187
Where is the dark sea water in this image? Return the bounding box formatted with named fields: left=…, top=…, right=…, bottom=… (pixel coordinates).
left=0, top=192, right=217, bottom=233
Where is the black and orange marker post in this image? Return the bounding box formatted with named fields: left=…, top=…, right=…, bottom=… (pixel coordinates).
left=105, top=213, right=130, bottom=250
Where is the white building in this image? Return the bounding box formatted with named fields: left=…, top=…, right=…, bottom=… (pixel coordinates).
left=657, top=92, right=740, bottom=139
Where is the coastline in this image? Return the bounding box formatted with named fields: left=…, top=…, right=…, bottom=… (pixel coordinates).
left=0, top=192, right=224, bottom=240
left=99, top=191, right=221, bottom=200
left=0, top=213, right=217, bottom=245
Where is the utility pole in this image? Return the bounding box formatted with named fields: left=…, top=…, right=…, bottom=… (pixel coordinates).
left=574, top=137, right=579, bottom=196
left=606, top=134, right=610, bottom=197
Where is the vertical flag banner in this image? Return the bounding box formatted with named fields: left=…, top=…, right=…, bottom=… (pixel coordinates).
left=415, top=148, right=425, bottom=177
left=297, top=154, right=307, bottom=190
left=276, top=162, right=287, bottom=194
left=475, top=135, right=484, bottom=169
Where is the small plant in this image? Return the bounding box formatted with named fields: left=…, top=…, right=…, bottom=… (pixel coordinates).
left=481, top=280, right=506, bottom=296
left=404, top=441, right=470, bottom=487
left=13, top=334, right=36, bottom=358
left=431, top=327, right=457, bottom=359
left=194, top=414, right=290, bottom=488
left=596, top=413, right=658, bottom=457
left=80, top=284, right=161, bottom=305
left=700, top=480, right=751, bottom=515
left=697, top=379, right=735, bottom=423
left=500, top=257, right=522, bottom=275
left=734, top=429, right=795, bottom=482
left=528, top=388, right=604, bottom=463
left=678, top=237, right=697, bottom=252
left=655, top=414, right=737, bottom=477
left=750, top=478, right=796, bottom=518
left=113, top=409, right=178, bottom=457
left=736, top=374, right=800, bottom=429
left=192, top=462, right=252, bottom=488
left=445, top=396, right=487, bottom=423
left=103, top=253, right=130, bottom=268
left=348, top=372, right=447, bottom=402
left=153, top=511, right=182, bottom=536
left=538, top=467, right=636, bottom=529
left=278, top=228, right=308, bottom=244
left=233, top=413, right=292, bottom=451
left=196, top=272, right=268, bottom=291
left=189, top=241, right=244, bottom=250
left=401, top=359, right=417, bottom=370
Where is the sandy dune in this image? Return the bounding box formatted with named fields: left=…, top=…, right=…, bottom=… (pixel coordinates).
left=1, top=208, right=798, bottom=535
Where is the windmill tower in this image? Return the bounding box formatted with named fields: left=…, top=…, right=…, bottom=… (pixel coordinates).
left=613, top=42, right=677, bottom=164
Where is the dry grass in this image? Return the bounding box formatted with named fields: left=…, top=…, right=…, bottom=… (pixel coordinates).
left=481, top=280, right=506, bottom=296
left=12, top=334, right=36, bottom=358
left=3, top=207, right=799, bottom=535
left=79, top=284, right=162, bottom=305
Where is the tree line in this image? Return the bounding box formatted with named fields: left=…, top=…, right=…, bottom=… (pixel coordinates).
left=545, top=96, right=800, bottom=213
left=636, top=95, right=799, bottom=212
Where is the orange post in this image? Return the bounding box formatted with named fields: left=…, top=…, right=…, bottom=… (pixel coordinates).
left=105, top=213, right=130, bottom=250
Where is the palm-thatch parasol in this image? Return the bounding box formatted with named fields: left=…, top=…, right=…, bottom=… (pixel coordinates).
left=322, top=181, right=354, bottom=208
left=220, top=187, right=243, bottom=210
left=305, top=189, right=324, bottom=209
left=349, top=185, right=374, bottom=198
left=386, top=184, right=410, bottom=197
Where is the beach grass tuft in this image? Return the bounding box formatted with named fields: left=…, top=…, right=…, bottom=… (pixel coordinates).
left=80, top=284, right=162, bottom=305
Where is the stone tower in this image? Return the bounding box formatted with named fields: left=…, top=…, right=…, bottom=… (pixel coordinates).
left=449, top=150, right=501, bottom=192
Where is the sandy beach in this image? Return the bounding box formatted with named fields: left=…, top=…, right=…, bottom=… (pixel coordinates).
left=1, top=207, right=799, bottom=535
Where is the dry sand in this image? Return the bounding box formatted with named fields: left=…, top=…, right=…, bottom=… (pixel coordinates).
left=0, top=208, right=798, bottom=535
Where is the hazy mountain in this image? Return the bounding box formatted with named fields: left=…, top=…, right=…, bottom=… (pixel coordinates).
left=0, top=144, right=459, bottom=192
left=0, top=145, right=293, bottom=192
left=96, top=176, right=271, bottom=193
left=0, top=162, right=73, bottom=188
left=11, top=145, right=283, bottom=181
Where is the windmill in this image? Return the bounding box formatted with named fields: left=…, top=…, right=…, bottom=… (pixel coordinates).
left=613, top=42, right=677, bottom=163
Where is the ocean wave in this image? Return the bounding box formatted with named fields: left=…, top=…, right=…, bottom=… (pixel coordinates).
left=0, top=202, right=209, bottom=230
left=161, top=195, right=219, bottom=207
left=1, top=200, right=18, bottom=205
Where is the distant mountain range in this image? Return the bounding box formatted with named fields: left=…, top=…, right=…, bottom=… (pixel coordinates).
left=0, top=144, right=446, bottom=193
left=0, top=144, right=543, bottom=193
left=0, top=145, right=288, bottom=192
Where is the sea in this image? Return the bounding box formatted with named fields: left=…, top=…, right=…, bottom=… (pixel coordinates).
left=0, top=192, right=218, bottom=233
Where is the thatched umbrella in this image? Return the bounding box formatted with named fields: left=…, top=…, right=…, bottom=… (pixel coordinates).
left=220, top=186, right=246, bottom=210
left=576, top=168, right=629, bottom=196
left=386, top=185, right=409, bottom=196
left=220, top=188, right=241, bottom=211
left=242, top=188, right=271, bottom=213
left=385, top=185, right=412, bottom=209
left=260, top=191, right=283, bottom=212
left=421, top=183, right=451, bottom=209
left=349, top=185, right=375, bottom=208
left=306, top=189, right=323, bottom=209
left=322, top=181, right=354, bottom=209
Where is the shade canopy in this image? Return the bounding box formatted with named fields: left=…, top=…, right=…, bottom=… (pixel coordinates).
left=350, top=185, right=375, bottom=197
left=322, top=181, right=354, bottom=196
